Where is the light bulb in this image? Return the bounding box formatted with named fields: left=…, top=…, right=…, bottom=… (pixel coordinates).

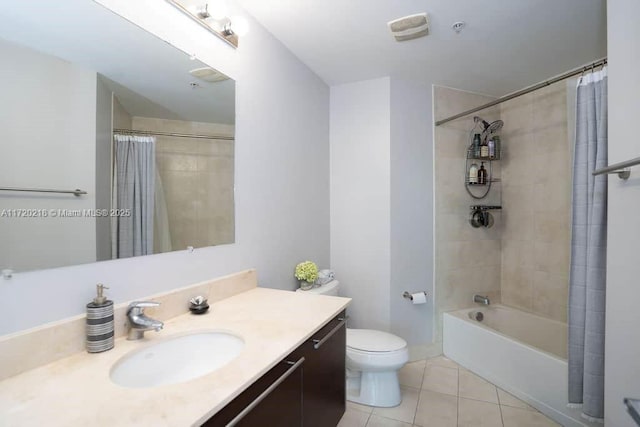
left=230, top=15, right=250, bottom=36
left=205, top=0, right=229, bottom=20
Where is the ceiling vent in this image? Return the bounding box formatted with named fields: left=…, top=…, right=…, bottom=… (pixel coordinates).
left=189, top=67, right=230, bottom=83
left=388, top=13, right=429, bottom=42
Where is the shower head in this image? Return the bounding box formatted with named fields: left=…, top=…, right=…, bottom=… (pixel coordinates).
left=474, top=116, right=504, bottom=134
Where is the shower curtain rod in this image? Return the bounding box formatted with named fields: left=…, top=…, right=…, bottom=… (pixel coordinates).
left=435, top=57, right=608, bottom=127
left=113, top=129, right=234, bottom=141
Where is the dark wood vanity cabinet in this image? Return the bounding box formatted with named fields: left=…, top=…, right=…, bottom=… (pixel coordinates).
left=301, top=311, right=346, bottom=427
left=203, top=311, right=346, bottom=427
left=204, top=351, right=304, bottom=426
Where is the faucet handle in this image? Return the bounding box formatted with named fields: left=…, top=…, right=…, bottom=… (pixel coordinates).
left=127, top=301, right=160, bottom=314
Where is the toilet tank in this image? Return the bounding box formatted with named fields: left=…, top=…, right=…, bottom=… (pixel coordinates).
left=295, top=280, right=340, bottom=296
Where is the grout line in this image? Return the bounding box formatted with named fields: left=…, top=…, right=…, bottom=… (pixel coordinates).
left=364, top=411, right=372, bottom=426
left=412, top=388, right=421, bottom=425
left=458, top=395, right=501, bottom=405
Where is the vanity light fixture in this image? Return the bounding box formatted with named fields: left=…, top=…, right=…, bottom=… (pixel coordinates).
left=165, top=0, right=249, bottom=48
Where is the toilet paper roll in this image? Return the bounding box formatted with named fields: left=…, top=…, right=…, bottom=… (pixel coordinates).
left=411, top=292, right=427, bottom=305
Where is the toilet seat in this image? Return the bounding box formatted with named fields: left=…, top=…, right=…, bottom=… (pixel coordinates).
left=346, top=328, right=409, bottom=373
left=347, top=329, right=407, bottom=353
left=345, top=329, right=409, bottom=407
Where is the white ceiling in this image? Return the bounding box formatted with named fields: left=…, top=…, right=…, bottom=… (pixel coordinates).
left=237, top=0, right=606, bottom=96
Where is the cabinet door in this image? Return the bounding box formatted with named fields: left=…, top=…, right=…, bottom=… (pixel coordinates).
left=302, top=311, right=347, bottom=427
left=204, top=353, right=304, bottom=427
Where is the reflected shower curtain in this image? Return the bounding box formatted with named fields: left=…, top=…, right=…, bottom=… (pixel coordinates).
left=112, top=135, right=155, bottom=259
left=568, top=67, right=607, bottom=422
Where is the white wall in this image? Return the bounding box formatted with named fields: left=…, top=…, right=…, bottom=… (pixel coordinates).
left=604, top=0, right=640, bottom=425
left=389, top=78, right=434, bottom=347
left=0, top=0, right=330, bottom=335
left=0, top=38, right=97, bottom=272
left=330, top=77, right=391, bottom=331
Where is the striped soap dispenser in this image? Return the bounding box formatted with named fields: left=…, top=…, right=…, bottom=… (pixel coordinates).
left=86, top=284, right=114, bottom=353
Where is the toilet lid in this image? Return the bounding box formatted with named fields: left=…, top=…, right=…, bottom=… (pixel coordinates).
left=346, top=329, right=407, bottom=352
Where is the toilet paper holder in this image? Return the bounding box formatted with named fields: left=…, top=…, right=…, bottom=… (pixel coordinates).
left=402, top=291, right=427, bottom=301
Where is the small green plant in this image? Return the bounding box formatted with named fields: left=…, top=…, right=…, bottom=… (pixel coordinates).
left=295, top=261, right=318, bottom=283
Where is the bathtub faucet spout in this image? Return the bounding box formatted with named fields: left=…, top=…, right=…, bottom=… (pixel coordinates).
left=473, top=294, right=490, bottom=305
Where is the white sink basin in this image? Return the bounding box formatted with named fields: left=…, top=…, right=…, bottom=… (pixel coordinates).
left=110, top=330, right=244, bottom=388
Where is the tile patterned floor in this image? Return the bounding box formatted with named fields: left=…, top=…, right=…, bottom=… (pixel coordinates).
left=338, top=356, right=560, bottom=427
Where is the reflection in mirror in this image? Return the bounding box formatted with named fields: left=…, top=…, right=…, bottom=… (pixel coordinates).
left=0, top=1, right=235, bottom=273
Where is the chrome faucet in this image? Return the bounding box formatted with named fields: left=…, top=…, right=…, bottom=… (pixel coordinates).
left=126, top=301, right=164, bottom=340
left=473, top=294, right=490, bottom=305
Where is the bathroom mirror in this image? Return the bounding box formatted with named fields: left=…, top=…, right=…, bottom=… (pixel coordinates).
left=0, top=1, right=235, bottom=273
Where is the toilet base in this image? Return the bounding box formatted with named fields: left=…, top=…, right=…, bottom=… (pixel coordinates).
left=346, top=370, right=402, bottom=407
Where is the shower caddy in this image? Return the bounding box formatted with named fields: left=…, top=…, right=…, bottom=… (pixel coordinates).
left=465, top=117, right=503, bottom=227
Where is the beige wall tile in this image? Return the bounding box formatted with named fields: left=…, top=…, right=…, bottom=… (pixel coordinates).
left=499, top=83, right=571, bottom=321
left=436, top=82, right=570, bottom=334
left=502, top=265, right=534, bottom=310
left=502, top=239, right=535, bottom=269
left=533, top=241, right=570, bottom=274
left=532, top=271, right=569, bottom=322
left=500, top=94, right=534, bottom=138
left=534, top=214, right=570, bottom=244
left=435, top=127, right=470, bottom=158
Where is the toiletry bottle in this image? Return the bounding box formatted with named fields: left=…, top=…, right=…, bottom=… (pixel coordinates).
left=86, top=284, right=114, bottom=353
left=480, top=137, right=489, bottom=158
left=472, top=134, right=481, bottom=158
left=488, top=138, right=495, bottom=158
left=469, top=162, right=479, bottom=184
left=478, top=162, right=487, bottom=185
left=493, top=135, right=501, bottom=159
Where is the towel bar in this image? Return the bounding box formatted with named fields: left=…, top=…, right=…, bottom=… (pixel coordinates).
left=592, top=156, right=640, bottom=180
left=0, top=187, right=87, bottom=196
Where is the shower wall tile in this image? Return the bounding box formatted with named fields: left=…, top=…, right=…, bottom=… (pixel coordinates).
left=500, top=81, right=571, bottom=322
left=499, top=95, right=533, bottom=138
left=532, top=271, right=568, bottom=322
left=433, top=86, right=501, bottom=341
left=501, top=264, right=534, bottom=311
left=133, top=117, right=235, bottom=253
left=501, top=239, right=535, bottom=269
left=435, top=127, right=470, bottom=158
left=502, top=210, right=535, bottom=242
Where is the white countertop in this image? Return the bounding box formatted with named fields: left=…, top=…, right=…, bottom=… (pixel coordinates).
left=0, top=288, right=350, bottom=426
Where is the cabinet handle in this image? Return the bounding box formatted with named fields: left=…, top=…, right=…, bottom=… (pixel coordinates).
left=312, top=317, right=346, bottom=350
left=225, top=357, right=305, bottom=427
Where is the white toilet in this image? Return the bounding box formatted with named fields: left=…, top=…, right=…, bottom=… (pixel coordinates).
left=297, top=280, right=409, bottom=407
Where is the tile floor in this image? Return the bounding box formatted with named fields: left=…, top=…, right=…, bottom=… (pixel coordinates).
left=338, top=356, right=560, bottom=427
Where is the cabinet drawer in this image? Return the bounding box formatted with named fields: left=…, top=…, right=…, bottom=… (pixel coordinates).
left=204, top=351, right=304, bottom=427
left=302, top=311, right=347, bottom=427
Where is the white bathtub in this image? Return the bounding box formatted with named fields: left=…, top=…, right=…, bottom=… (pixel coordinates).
left=444, top=305, right=597, bottom=427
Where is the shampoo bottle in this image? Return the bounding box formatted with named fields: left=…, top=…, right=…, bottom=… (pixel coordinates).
left=469, top=162, right=479, bottom=184
left=86, top=284, right=114, bottom=353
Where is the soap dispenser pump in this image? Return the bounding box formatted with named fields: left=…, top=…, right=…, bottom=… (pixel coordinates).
left=86, top=284, right=114, bottom=353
